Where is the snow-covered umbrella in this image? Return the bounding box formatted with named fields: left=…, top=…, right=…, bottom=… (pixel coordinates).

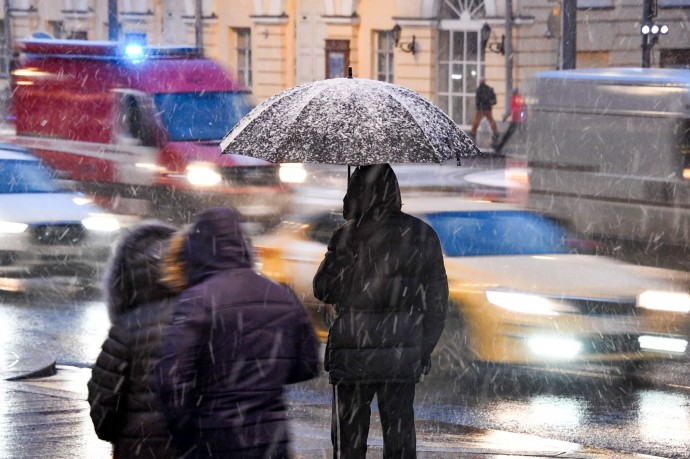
left=220, top=70, right=479, bottom=167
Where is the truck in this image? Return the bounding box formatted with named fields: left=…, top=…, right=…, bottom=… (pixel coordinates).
left=8, top=38, right=296, bottom=227
left=523, top=68, right=690, bottom=249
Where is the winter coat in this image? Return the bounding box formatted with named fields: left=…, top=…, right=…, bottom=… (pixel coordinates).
left=87, top=222, right=180, bottom=459
left=313, top=164, right=449, bottom=384
left=476, top=82, right=497, bottom=111
left=156, top=207, right=321, bottom=457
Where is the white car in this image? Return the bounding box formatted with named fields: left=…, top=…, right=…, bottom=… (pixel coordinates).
left=0, top=145, right=121, bottom=291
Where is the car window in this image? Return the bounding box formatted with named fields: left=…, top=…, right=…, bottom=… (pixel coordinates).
left=425, top=210, right=570, bottom=257
left=0, top=159, right=61, bottom=193
left=309, top=212, right=346, bottom=245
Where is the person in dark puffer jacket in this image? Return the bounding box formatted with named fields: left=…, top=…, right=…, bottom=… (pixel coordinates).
left=87, top=221, right=180, bottom=459
left=156, top=207, right=321, bottom=459
left=313, top=164, right=449, bottom=459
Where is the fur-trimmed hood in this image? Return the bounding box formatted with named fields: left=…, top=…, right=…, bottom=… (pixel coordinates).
left=161, top=207, right=253, bottom=291
left=105, top=221, right=177, bottom=322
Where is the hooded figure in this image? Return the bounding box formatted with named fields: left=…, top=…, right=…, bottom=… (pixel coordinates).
left=87, top=221, right=180, bottom=458
left=156, top=207, right=320, bottom=459
left=313, top=164, right=448, bottom=459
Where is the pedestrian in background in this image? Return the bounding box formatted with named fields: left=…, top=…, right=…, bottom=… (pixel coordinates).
left=469, top=77, right=499, bottom=143
left=157, top=207, right=320, bottom=458
left=493, top=87, right=527, bottom=154
left=313, top=164, right=449, bottom=459
left=87, top=221, right=180, bottom=458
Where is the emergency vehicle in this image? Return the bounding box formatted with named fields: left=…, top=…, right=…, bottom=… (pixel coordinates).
left=9, top=38, right=297, bottom=227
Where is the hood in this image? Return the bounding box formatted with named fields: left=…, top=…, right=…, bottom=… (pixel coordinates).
left=444, top=254, right=690, bottom=298
left=343, top=163, right=402, bottom=220
left=182, top=207, right=253, bottom=286
left=106, top=221, right=177, bottom=322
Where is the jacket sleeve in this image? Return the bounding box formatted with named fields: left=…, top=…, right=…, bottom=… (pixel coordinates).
left=313, top=226, right=353, bottom=305
left=421, top=234, right=449, bottom=363
left=87, top=322, right=130, bottom=442
left=287, top=298, right=321, bottom=384
left=156, top=293, right=209, bottom=451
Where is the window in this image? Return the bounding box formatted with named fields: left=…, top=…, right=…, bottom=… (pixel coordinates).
left=49, top=21, right=67, bottom=39
left=576, top=0, right=614, bottom=8
left=659, top=0, right=690, bottom=7
left=236, top=28, right=252, bottom=90
left=437, top=29, right=481, bottom=127
left=325, top=40, right=350, bottom=79
left=376, top=31, right=395, bottom=83
left=67, top=31, right=88, bottom=40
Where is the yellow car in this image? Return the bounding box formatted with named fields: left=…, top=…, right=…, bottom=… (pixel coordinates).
left=253, top=197, right=690, bottom=377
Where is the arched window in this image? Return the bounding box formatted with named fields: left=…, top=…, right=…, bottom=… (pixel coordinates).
left=437, top=0, right=491, bottom=127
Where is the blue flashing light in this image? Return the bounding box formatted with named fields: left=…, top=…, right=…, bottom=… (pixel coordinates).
left=124, top=43, right=145, bottom=60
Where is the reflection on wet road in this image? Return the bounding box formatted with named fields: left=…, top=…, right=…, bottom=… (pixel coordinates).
left=2, top=288, right=690, bottom=457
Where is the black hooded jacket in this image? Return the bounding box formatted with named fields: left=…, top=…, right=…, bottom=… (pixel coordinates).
left=313, top=164, right=449, bottom=383
left=87, top=221, right=179, bottom=458
left=156, top=207, right=320, bottom=456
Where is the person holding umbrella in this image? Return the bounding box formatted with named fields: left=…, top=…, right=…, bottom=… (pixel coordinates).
left=313, top=164, right=449, bottom=459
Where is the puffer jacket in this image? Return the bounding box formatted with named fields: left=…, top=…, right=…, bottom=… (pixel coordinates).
left=156, top=207, right=320, bottom=457
left=313, top=164, right=449, bottom=383
left=87, top=222, right=180, bottom=459
left=476, top=82, right=496, bottom=111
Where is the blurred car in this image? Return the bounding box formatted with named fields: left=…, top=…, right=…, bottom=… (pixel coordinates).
left=254, top=196, right=690, bottom=378
left=0, top=145, right=121, bottom=291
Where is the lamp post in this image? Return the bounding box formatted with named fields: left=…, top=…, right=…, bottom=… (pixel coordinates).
left=561, top=0, right=577, bottom=69
left=195, top=0, right=203, bottom=53
left=3, top=0, right=11, bottom=78
left=107, top=0, right=118, bottom=41
left=641, top=0, right=668, bottom=68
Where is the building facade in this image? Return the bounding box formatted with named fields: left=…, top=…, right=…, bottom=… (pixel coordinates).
left=2, top=0, right=689, bottom=131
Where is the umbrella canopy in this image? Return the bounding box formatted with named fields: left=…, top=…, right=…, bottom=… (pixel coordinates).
left=220, top=75, right=478, bottom=166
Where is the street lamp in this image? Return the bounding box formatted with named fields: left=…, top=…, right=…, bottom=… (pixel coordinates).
left=480, top=23, right=505, bottom=55
left=641, top=0, right=669, bottom=68
left=391, top=24, right=416, bottom=55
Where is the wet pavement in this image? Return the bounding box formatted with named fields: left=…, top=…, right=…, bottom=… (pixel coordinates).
left=0, top=349, right=665, bottom=459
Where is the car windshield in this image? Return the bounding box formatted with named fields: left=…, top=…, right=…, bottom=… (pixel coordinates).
left=153, top=91, right=253, bottom=142
left=0, top=159, right=60, bottom=193
left=425, top=210, right=570, bottom=257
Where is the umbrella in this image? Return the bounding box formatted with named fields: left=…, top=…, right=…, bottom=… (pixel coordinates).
left=220, top=70, right=479, bottom=167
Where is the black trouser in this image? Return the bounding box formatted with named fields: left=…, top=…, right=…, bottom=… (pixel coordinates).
left=332, top=382, right=416, bottom=459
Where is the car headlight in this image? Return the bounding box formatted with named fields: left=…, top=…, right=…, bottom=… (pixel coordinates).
left=82, top=216, right=120, bottom=232
left=279, top=163, right=307, bottom=184
left=528, top=336, right=582, bottom=358
left=638, top=290, right=690, bottom=314
left=486, top=290, right=575, bottom=316
left=186, top=163, right=222, bottom=187
left=0, top=221, right=28, bottom=233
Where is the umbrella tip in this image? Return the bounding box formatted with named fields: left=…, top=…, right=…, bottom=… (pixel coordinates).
left=347, top=67, right=353, bottom=79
